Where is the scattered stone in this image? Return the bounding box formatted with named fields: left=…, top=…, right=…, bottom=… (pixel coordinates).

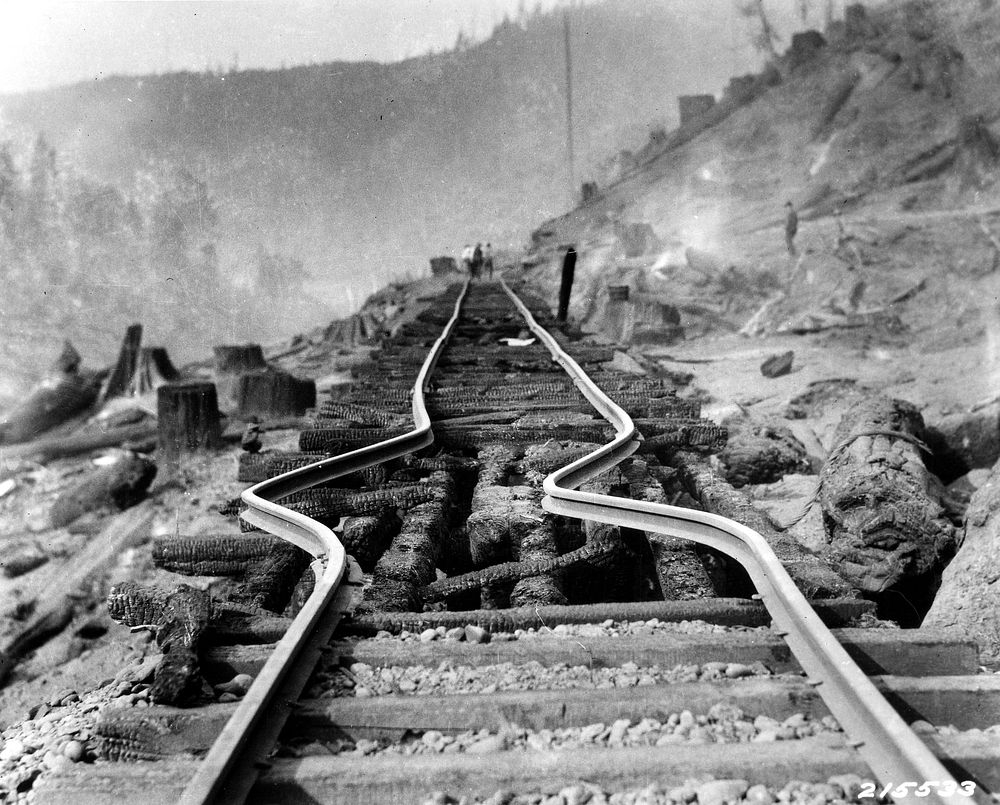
left=696, top=779, right=749, bottom=805
left=760, top=351, right=794, bottom=378
left=419, top=628, right=438, bottom=643
left=444, top=627, right=466, bottom=641
left=215, top=673, right=254, bottom=697
left=464, top=624, right=489, bottom=644
left=62, top=740, right=84, bottom=762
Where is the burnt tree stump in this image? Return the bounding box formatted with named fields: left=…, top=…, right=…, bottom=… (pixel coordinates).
left=129, top=347, right=179, bottom=395
left=213, top=344, right=267, bottom=374
left=235, top=368, right=316, bottom=419
left=157, top=381, right=222, bottom=461
left=101, top=324, right=143, bottom=402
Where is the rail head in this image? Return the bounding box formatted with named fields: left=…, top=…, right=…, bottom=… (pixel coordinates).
left=499, top=279, right=980, bottom=805
left=179, top=280, right=469, bottom=805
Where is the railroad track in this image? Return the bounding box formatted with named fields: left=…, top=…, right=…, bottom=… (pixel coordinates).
left=35, top=279, right=998, bottom=804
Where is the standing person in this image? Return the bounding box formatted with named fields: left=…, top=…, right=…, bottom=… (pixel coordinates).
left=557, top=245, right=577, bottom=324
left=784, top=201, right=799, bottom=257
left=472, top=243, right=483, bottom=279
left=483, top=242, right=494, bottom=279
left=461, top=244, right=474, bottom=275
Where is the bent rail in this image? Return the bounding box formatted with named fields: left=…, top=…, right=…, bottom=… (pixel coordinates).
left=500, top=279, right=979, bottom=805
left=179, top=280, right=469, bottom=805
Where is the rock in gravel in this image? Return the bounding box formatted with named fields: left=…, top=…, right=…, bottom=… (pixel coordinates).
left=560, top=783, right=594, bottom=805
left=422, top=792, right=456, bottom=805
left=421, top=730, right=445, bottom=750
left=696, top=779, right=749, bottom=805
left=419, top=628, right=438, bottom=643
left=745, top=784, right=774, bottom=804
left=216, top=673, right=254, bottom=696
left=62, top=740, right=84, bottom=762
left=828, top=774, right=865, bottom=799
left=483, top=791, right=517, bottom=805
left=465, top=734, right=507, bottom=754
left=1, top=738, right=25, bottom=761
left=464, top=624, right=489, bottom=644
left=608, top=718, right=631, bottom=745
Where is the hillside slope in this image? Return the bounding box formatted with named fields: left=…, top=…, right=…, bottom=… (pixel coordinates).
left=521, top=0, right=1000, bottom=368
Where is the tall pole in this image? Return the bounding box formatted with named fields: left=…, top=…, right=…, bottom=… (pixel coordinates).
left=563, top=10, right=575, bottom=204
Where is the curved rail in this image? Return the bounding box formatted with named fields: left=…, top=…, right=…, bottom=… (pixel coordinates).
left=179, top=280, right=470, bottom=805
left=500, top=279, right=981, bottom=805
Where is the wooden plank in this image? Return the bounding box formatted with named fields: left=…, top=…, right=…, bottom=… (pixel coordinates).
left=32, top=735, right=1000, bottom=805
left=202, top=629, right=981, bottom=681
left=86, top=674, right=1000, bottom=756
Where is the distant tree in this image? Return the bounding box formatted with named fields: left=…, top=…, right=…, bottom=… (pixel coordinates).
left=24, top=133, right=69, bottom=283
left=0, top=143, right=20, bottom=243
left=737, top=0, right=781, bottom=61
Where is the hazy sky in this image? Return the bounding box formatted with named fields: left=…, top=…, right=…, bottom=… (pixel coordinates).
left=0, top=0, right=571, bottom=94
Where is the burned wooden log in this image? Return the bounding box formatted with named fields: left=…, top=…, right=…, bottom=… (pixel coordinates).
left=235, top=483, right=439, bottom=531
left=672, top=451, right=855, bottom=599
left=716, top=417, right=811, bottom=488
left=0, top=342, right=101, bottom=445
left=49, top=451, right=157, bottom=528
left=341, top=508, right=402, bottom=572
left=157, top=381, right=222, bottom=459
left=359, top=472, right=454, bottom=612
left=237, top=451, right=327, bottom=482
left=815, top=396, right=954, bottom=595
left=625, top=456, right=717, bottom=600
left=153, top=535, right=285, bottom=576
left=107, top=581, right=212, bottom=705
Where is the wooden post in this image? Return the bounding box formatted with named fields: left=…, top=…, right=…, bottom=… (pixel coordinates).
left=157, top=381, right=222, bottom=469
left=213, top=344, right=267, bottom=374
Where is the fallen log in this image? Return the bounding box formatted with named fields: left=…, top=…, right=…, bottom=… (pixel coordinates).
left=49, top=451, right=157, bottom=528
left=814, top=396, right=955, bottom=596
left=672, top=451, right=854, bottom=599
left=0, top=421, right=158, bottom=465
left=0, top=344, right=102, bottom=445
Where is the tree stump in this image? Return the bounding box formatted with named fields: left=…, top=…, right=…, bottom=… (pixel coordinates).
left=128, top=347, right=179, bottom=396
left=234, top=368, right=316, bottom=418
left=213, top=344, right=267, bottom=374
left=101, top=324, right=143, bottom=402
left=157, top=381, right=222, bottom=461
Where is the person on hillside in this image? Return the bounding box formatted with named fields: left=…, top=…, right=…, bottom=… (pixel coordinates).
left=461, top=244, right=474, bottom=275
left=785, top=201, right=799, bottom=257
left=472, top=243, right=484, bottom=279
left=483, top=242, right=494, bottom=279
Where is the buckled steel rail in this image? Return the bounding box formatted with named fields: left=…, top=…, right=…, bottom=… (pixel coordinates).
left=499, top=279, right=981, bottom=805
left=179, top=281, right=470, bottom=804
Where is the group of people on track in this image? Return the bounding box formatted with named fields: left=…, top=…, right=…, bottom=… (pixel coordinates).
left=461, top=242, right=493, bottom=279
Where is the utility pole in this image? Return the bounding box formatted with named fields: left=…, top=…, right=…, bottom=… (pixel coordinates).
left=563, top=10, right=575, bottom=205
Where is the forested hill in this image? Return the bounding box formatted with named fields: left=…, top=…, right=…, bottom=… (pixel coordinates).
left=0, top=2, right=761, bottom=305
